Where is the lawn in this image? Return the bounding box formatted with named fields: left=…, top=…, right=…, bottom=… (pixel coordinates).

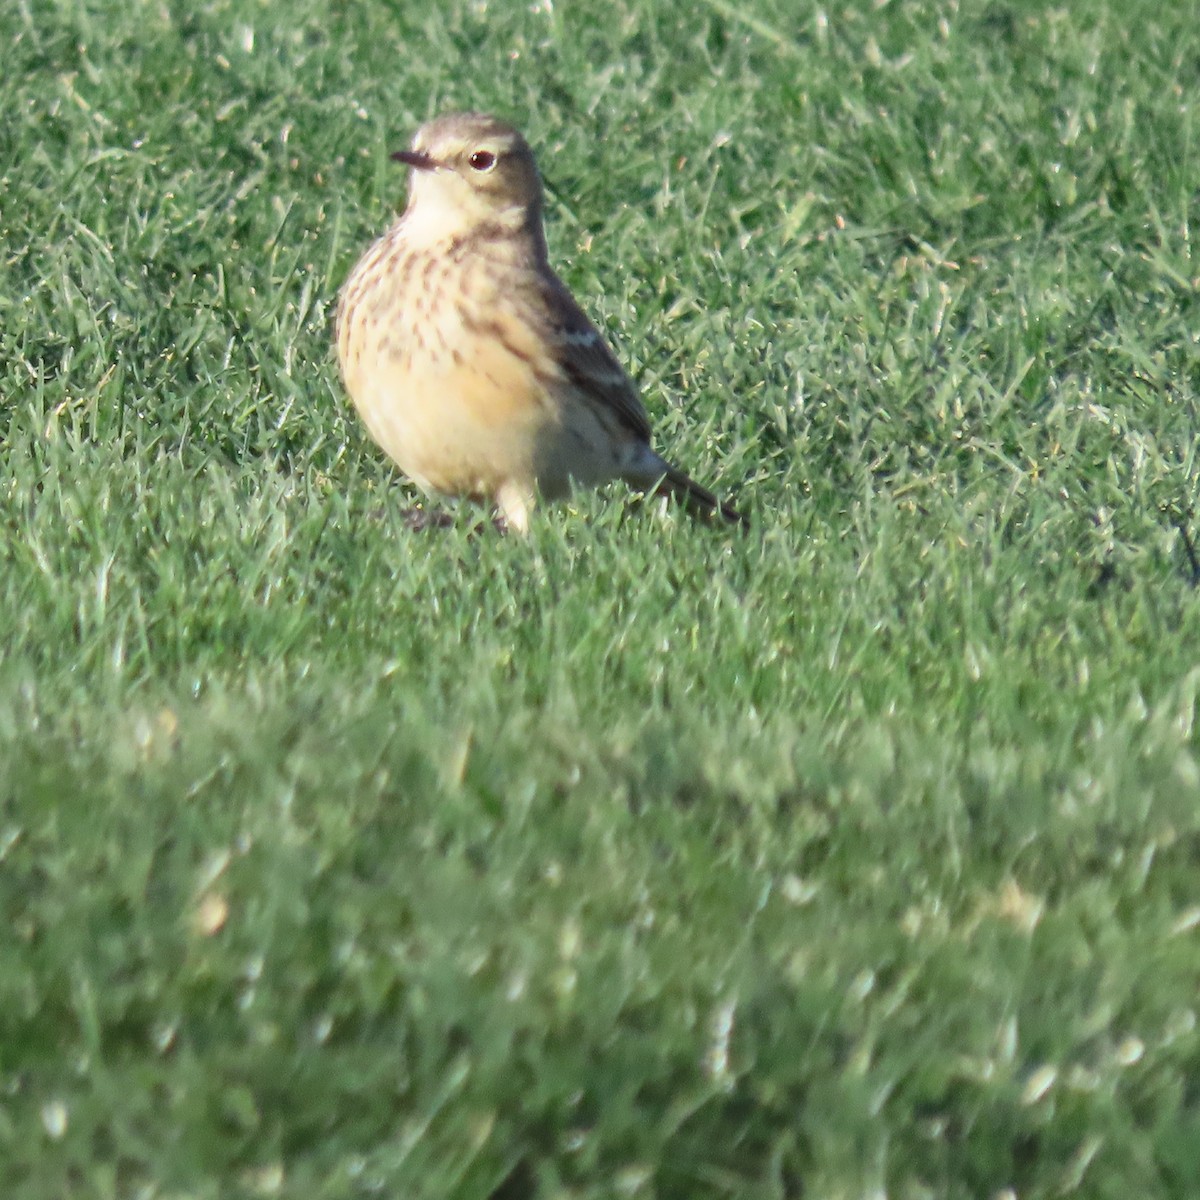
left=2, top=0, right=1199, bottom=1196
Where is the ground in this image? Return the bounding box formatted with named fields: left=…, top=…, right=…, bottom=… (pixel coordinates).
left=2, top=0, right=1199, bottom=1196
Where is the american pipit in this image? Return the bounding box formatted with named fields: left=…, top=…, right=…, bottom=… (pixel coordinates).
left=336, top=112, right=745, bottom=533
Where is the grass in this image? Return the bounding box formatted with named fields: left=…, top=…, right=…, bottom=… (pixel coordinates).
left=2, top=0, right=1199, bottom=1195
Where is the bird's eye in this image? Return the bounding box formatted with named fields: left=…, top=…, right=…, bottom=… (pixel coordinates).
left=468, top=150, right=497, bottom=172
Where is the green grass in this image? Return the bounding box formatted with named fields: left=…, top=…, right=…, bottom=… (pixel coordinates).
left=3, top=0, right=1200, bottom=1196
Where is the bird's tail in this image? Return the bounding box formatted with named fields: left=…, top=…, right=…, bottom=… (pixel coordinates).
left=655, top=463, right=748, bottom=529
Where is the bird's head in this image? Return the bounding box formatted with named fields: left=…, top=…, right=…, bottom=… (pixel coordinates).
left=393, top=112, right=545, bottom=248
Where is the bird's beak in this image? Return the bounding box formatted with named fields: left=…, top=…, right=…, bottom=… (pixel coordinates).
left=391, top=149, right=439, bottom=171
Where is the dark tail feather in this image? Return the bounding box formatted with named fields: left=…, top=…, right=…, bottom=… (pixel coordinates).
left=656, top=464, right=748, bottom=529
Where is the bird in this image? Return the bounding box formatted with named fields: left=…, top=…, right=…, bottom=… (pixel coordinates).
left=335, top=111, right=745, bottom=534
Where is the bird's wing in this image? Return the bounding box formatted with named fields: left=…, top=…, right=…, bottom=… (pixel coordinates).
left=541, top=273, right=653, bottom=443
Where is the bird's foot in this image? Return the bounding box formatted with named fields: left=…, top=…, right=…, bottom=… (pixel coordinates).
left=400, top=506, right=455, bottom=531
